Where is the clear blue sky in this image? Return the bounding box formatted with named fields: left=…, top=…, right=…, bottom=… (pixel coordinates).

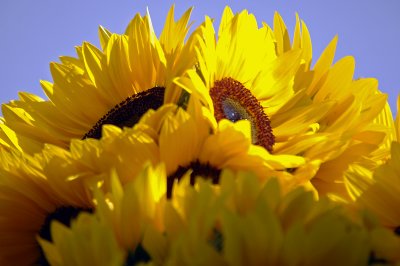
left=1, top=0, right=399, bottom=114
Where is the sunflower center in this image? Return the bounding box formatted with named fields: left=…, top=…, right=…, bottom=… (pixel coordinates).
left=38, top=206, right=93, bottom=242
left=167, top=160, right=221, bottom=198
left=37, top=206, right=93, bottom=265
left=83, top=87, right=165, bottom=139
left=210, top=77, right=274, bottom=152
left=125, top=244, right=151, bottom=265
left=368, top=252, right=388, bottom=265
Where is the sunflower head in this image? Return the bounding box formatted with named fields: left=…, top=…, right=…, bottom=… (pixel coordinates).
left=1, top=6, right=200, bottom=154
left=37, top=212, right=125, bottom=266
left=141, top=169, right=399, bottom=265
left=356, top=141, right=400, bottom=229
left=0, top=147, right=94, bottom=265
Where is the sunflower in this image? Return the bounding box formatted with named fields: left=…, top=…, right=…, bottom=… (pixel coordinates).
left=175, top=7, right=339, bottom=193
left=356, top=141, right=400, bottom=230
left=141, top=169, right=400, bottom=265
left=348, top=139, right=400, bottom=263
left=37, top=213, right=124, bottom=266
left=175, top=7, right=395, bottom=201
left=273, top=12, right=397, bottom=203
left=1, top=6, right=198, bottom=154
left=176, top=8, right=304, bottom=152
left=0, top=120, right=161, bottom=265
left=39, top=123, right=159, bottom=190
left=152, top=172, right=226, bottom=266
left=135, top=98, right=307, bottom=197
left=38, top=163, right=165, bottom=265
left=0, top=147, right=94, bottom=265
left=218, top=173, right=369, bottom=266
left=341, top=96, right=400, bottom=262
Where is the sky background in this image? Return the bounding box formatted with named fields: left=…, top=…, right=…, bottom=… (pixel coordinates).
left=0, top=0, right=399, bottom=115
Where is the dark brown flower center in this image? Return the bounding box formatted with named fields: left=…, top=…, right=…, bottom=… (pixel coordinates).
left=210, top=77, right=274, bottom=152
left=38, top=206, right=93, bottom=241
left=83, top=87, right=165, bottom=139
left=37, top=206, right=93, bottom=265
left=167, top=160, right=221, bottom=198
left=395, top=226, right=400, bottom=236
left=125, top=244, right=151, bottom=265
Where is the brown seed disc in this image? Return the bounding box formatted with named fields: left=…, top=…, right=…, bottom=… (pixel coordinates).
left=37, top=206, right=93, bottom=265
left=210, top=77, right=274, bottom=152
left=83, top=87, right=165, bottom=139
left=167, top=160, right=221, bottom=198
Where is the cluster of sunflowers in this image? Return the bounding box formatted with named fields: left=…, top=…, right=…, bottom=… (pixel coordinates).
left=1, top=6, right=400, bottom=266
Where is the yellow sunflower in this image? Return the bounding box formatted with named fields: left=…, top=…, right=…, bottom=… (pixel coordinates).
left=0, top=124, right=161, bottom=264
left=38, top=163, right=165, bottom=265
left=37, top=213, right=125, bottom=266
left=356, top=141, right=400, bottom=230
left=1, top=6, right=197, bottom=154
left=39, top=123, right=159, bottom=189
left=175, top=8, right=338, bottom=193
left=176, top=7, right=304, bottom=153
left=0, top=148, right=94, bottom=265
left=141, top=169, right=400, bottom=265
left=339, top=96, right=400, bottom=261
left=135, top=99, right=306, bottom=197
left=175, top=7, right=395, bottom=201
left=272, top=12, right=397, bottom=202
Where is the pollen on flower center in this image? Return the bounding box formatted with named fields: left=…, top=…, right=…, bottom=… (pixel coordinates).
left=83, top=87, right=165, bottom=139
left=210, top=77, right=274, bottom=152
left=167, top=160, right=221, bottom=198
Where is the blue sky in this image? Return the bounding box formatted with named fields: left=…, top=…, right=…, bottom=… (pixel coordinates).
left=1, top=0, right=399, bottom=115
